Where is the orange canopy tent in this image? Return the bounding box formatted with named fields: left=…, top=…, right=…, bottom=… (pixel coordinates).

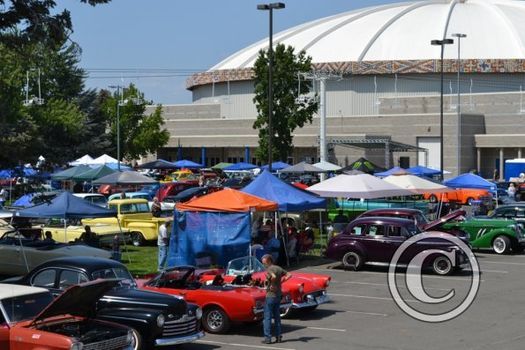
left=176, top=188, right=277, bottom=212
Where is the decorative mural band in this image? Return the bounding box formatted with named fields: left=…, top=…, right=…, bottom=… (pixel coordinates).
left=187, top=59, right=525, bottom=89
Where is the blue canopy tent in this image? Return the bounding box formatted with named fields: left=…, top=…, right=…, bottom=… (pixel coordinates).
left=16, top=191, right=117, bottom=243
left=173, top=159, right=203, bottom=169
left=224, top=162, right=259, bottom=171
left=242, top=170, right=326, bottom=212
left=407, top=165, right=441, bottom=177
left=375, top=166, right=412, bottom=177
left=0, top=170, right=13, bottom=179
left=261, top=162, right=291, bottom=171
left=13, top=193, right=35, bottom=208
left=443, top=173, right=496, bottom=190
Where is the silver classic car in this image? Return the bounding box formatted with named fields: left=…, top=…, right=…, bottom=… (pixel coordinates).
left=0, top=230, right=111, bottom=276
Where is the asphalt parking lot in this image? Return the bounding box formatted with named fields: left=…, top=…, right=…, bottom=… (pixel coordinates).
left=176, top=252, right=525, bottom=350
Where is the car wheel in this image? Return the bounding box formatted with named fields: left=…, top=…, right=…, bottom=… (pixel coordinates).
left=342, top=251, right=363, bottom=271
left=429, top=194, right=438, bottom=203
left=203, top=307, right=231, bottom=334
left=492, top=235, right=511, bottom=254
left=466, top=197, right=474, bottom=206
left=129, top=328, right=142, bottom=350
left=432, top=255, right=453, bottom=275
left=131, top=232, right=145, bottom=247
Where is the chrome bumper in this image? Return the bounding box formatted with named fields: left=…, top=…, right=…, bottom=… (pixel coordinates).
left=155, top=331, right=205, bottom=346
left=292, top=293, right=330, bottom=308
left=254, top=302, right=293, bottom=315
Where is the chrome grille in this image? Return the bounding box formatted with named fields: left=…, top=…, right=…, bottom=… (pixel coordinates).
left=84, top=334, right=129, bottom=350
left=162, top=315, right=198, bottom=337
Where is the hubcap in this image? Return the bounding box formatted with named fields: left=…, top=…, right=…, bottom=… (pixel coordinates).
left=345, top=254, right=357, bottom=266
left=494, top=238, right=505, bottom=253
left=207, top=310, right=223, bottom=330
left=435, top=258, right=450, bottom=273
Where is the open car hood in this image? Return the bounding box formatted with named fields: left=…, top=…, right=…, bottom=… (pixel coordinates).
left=31, top=279, right=118, bottom=325
left=422, top=209, right=466, bottom=231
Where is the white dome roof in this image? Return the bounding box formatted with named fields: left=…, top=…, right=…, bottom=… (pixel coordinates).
left=211, top=0, right=525, bottom=71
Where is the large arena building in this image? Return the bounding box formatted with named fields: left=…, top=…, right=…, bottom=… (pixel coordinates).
left=150, top=0, right=525, bottom=179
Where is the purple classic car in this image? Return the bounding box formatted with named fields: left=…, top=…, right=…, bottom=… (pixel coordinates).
left=325, top=216, right=469, bottom=275
left=358, top=208, right=470, bottom=239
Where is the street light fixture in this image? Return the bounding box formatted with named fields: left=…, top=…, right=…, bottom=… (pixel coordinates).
left=108, top=85, right=125, bottom=171
left=452, top=33, right=467, bottom=175
left=431, top=38, right=454, bottom=180
left=257, top=2, right=285, bottom=173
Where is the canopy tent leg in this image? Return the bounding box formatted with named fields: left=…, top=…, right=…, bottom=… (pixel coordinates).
left=278, top=212, right=289, bottom=267
left=117, top=218, right=131, bottom=264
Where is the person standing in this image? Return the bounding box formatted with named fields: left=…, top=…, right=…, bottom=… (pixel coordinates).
left=261, top=254, right=291, bottom=344
left=0, top=187, right=7, bottom=208
left=158, top=219, right=172, bottom=271
left=151, top=197, right=162, bottom=217
left=111, top=234, right=121, bottom=261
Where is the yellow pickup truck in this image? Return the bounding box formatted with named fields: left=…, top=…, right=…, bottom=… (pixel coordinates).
left=42, top=220, right=128, bottom=247
left=82, top=198, right=166, bottom=246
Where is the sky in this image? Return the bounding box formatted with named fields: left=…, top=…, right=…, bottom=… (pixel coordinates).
left=57, top=0, right=402, bottom=105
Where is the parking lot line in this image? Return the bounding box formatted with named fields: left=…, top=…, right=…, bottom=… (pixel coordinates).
left=334, top=280, right=452, bottom=292
left=307, top=326, right=346, bottom=332
left=196, top=340, right=296, bottom=350
left=345, top=310, right=388, bottom=317
left=330, top=293, right=418, bottom=303
left=482, top=260, right=525, bottom=266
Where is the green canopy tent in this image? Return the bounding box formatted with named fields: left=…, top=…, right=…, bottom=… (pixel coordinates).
left=211, top=162, right=234, bottom=170
left=51, top=165, right=91, bottom=181
left=72, top=165, right=116, bottom=182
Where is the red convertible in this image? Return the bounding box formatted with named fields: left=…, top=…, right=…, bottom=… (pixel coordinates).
left=198, top=256, right=331, bottom=317
left=137, top=266, right=292, bottom=334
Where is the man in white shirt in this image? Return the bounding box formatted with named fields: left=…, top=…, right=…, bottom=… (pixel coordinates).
left=158, top=219, right=172, bottom=271
left=0, top=188, right=6, bottom=208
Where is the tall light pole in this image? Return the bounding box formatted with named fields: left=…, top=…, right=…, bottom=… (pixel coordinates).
left=257, top=2, right=285, bottom=173
left=431, top=38, right=454, bottom=180
left=452, top=33, right=466, bottom=176
left=109, top=85, right=123, bottom=171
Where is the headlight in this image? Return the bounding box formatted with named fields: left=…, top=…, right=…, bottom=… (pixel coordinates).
left=195, top=307, right=203, bottom=320
left=255, top=300, right=264, bottom=309
left=70, top=342, right=84, bottom=350
left=156, top=314, right=165, bottom=328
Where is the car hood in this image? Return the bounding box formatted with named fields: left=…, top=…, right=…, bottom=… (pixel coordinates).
left=103, top=285, right=187, bottom=313
left=31, top=279, right=118, bottom=325
left=422, top=209, right=466, bottom=231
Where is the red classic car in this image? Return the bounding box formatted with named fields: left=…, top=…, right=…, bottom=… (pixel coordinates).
left=1, top=280, right=133, bottom=350
left=198, top=256, right=331, bottom=317
left=137, top=266, right=292, bottom=333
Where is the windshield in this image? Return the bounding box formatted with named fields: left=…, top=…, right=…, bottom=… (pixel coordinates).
left=110, top=202, right=150, bottom=214
left=226, top=256, right=265, bottom=276
left=92, top=267, right=136, bottom=288
left=90, top=196, right=108, bottom=207
left=1, top=292, right=53, bottom=323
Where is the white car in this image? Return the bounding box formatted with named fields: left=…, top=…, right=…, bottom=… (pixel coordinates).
left=72, top=193, right=108, bottom=208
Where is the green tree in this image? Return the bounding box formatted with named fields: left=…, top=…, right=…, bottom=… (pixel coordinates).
left=0, top=0, right=110, bottom=48
left=252, top=43, right=318, bottom=162
left=102, top=84, right=169, bottom=161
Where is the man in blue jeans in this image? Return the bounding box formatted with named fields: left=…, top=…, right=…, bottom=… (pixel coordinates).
left=158, top=219, right=172, bottom=271
left=261, top=254, right=291, bottom=344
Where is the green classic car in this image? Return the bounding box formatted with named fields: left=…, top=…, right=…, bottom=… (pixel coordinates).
left=441, top=215, right=525, bottom=254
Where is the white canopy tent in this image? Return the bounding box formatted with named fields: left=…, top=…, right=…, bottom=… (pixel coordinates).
left=313, top=160, right=342, bottom=172
left=383, top=174, right=450, bottom=195
left=69, top=154, right=94, bottom=166
left=307, top=174, right=414, bottom=199
left=87, top=154, right=119, bottom=165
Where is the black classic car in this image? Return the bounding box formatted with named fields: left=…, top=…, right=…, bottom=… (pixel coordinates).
left=325, top=217, right=469, bottom=275
left=5, top=257, right=204, bottom=350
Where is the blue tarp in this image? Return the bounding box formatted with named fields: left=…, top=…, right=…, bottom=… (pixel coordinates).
left=13, top=193, right=35, bottom=207
left=375, top=166, right=412, bottom=177
left=443, top=173, right=496, bottom=191
left=407, top=165, right=441, bottom=177
left=15, top=191, right=116, bottom=218
left=0, top=170, right=13, bottom=179
left=224, top=162, right=259, bottom=171
left=242, top=170, right=326, bottom=212
left=167, top=211, right=251, bottom=267
left=173, top=159, right=203, bottom=169
left=261, top=162, right=291, bottom=171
